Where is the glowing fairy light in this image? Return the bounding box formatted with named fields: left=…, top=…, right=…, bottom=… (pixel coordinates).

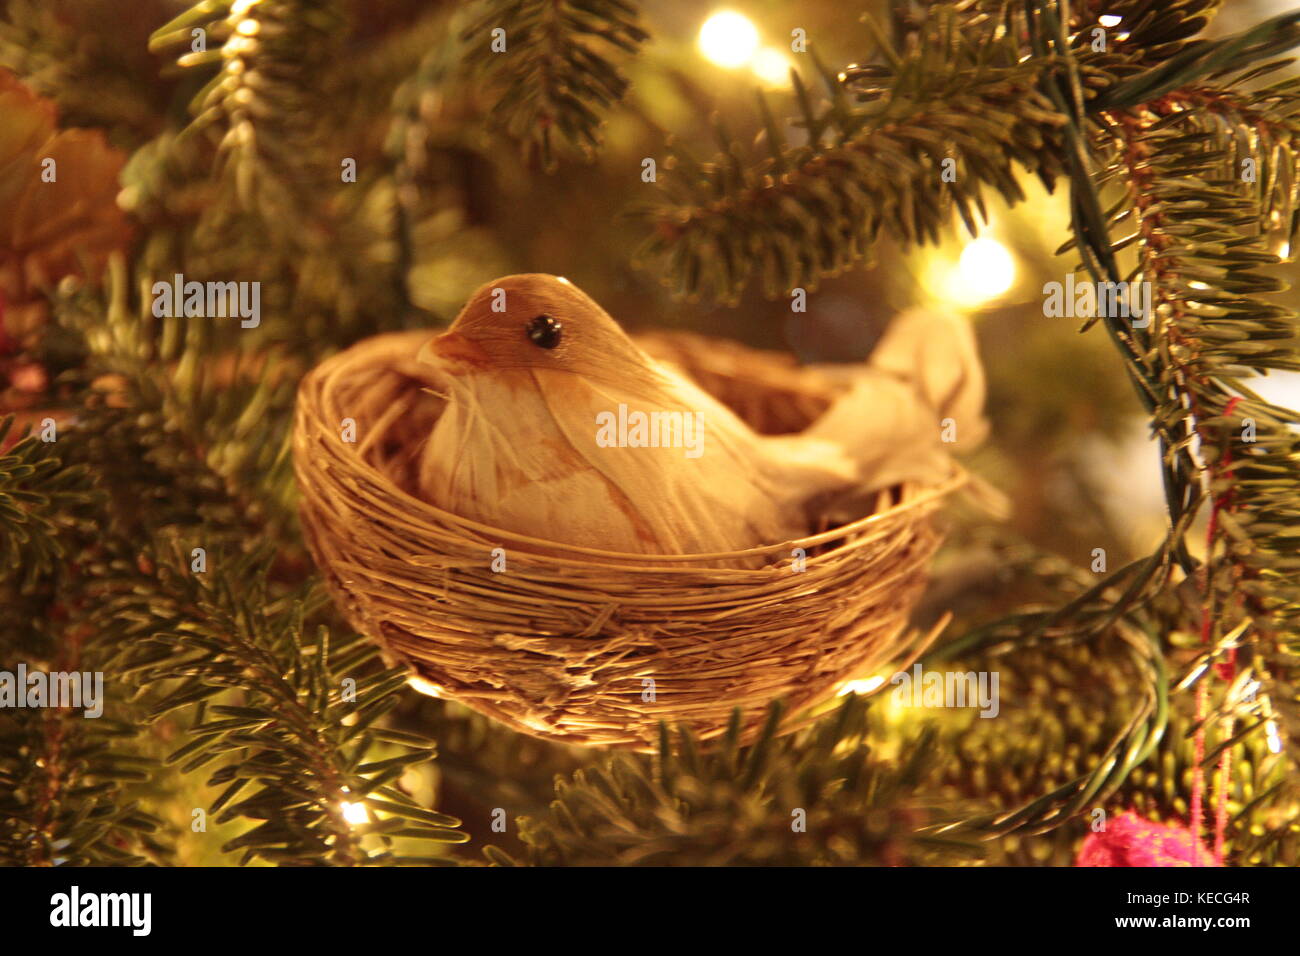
left=406, top=675, right=445, bottom=698
left=341, top=800, right=369, bottom=825
left=838, top=675, right=887, bottom=696
left=926, top=238, right=1016, bottom=309
left=750, top=46, right=793, bottom=88
left=698, top=11, right=760, bottom=68
left=1099, top=14, right=1123, bottom=27
left=958, top=238, right=1016, bottom=300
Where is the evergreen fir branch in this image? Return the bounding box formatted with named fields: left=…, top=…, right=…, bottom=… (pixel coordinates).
left=0, top=552, right=169, bottom=866
left=1092, top=9, right=1300, bottom=110
left=461, top=0, right=648, bottom=172
left=922, top=548, right=1171, bottom=836
left=23, top=269, right=465, bottom=865
left=0, top=416, right=97, bottom=592
left=0, top=0, right=171, bottom=144
left=0, top=706, right=168, bottom=866
left=913, top=534, right=1288, bottom=862
left=944, top=646, right=1295, bottom=864
left=490, top=697, right=980, bottom=866
left=52, top=256, right=301, bottom=540
left=148, top=0, right=345, bottom=223
left=1098, top=103, right=1300, bottom=730
left=129, top=5, right=427, bottom=353
left=0, top=0, right=78, bottom=110
left=1072, top=0, right=1224, bottom=64
left=99, top=543, right=467, bottom=865
left=405, top=696, right=596, bottom=853
left=385, top=6, right=479, bottom=320
left=633, top=10, right=1068, bottom=302
left=1032, top=1, right=1300, bottom=765
left=634, top=2, right=1300, bottom=304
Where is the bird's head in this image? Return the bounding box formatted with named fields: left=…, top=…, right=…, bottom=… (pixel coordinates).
left=419, top=274, right=656, bottom=388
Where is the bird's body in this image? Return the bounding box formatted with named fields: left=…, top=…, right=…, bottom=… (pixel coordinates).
left=416, top=274, right=985, bottom=560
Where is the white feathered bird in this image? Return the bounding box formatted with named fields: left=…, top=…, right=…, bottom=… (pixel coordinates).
left=416, top=274, right=987, bottom=559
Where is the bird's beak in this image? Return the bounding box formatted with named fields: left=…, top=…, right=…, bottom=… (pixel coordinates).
left=418, top=330, right=490, bottom=371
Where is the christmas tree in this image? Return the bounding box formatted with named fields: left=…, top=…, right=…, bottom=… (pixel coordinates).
left=2, top=0, right=1299, bottom=871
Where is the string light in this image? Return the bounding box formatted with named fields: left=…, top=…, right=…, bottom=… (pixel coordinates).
left=750, top=47, right=793, bottom=88
left=697, top=12, right=793, bottom=89
left=698, top=11, right=760, bottom=69
left=924, top=237, right=1017, bottom=309
left=340, top=800, right=369, bottom=825
left=1099, top=14, right=1123, bottom=27
left=958, top=238, right=1016, bottom=299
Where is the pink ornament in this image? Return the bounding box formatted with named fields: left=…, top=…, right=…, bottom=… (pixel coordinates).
left=1076, top=812, right=1220, bottom=867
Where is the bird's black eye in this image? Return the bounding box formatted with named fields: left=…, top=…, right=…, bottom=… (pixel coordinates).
left=526, top=314, right=563, bottom=349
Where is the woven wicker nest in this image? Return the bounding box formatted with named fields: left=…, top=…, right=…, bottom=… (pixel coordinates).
left=293, top=328, right=965, bottom=749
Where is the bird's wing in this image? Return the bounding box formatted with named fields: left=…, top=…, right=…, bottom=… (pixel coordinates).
left=794, top=307, right=989, bottom=495
left=526, top=365, right=807, bottom=554
left=861, top=306, right=988, bottom=447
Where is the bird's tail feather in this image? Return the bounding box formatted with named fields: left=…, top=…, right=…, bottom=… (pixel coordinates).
left=804, top=307, right=992, bottom=496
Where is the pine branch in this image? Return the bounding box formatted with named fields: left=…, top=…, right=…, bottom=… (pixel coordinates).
left=0, top=535, right=169, bottom=866
left=1071, top=0, right=1224, bottom=64
left=404, top=696, right=595, bottom=853
left=922, top=549, right=1171, bottom=836
left=1000, top=0, right=1300, bottom=818
left=0, top=416, right=96, bottom=592
left=903, top=532, right=1295, bottom=862
left=0, top=0, right=173, bottom=144
left=461, top=0, right=648, bottom=172
left=12, top=265, right=467, bottom=865
left=1048, top=6, right=1300, bottom=756
left=633, top=7, right=1068, bottom=302
left=949, top=659, right=1296, bottom=864
left=0, top=705, right=167, bottom=866
left=148, top=0, right=346, bottom=225
left=100, top=543, right=466, bottom=865
left=1093, top=8, right=1300, bottom=110
left=490, top=697, right=979, bottom=866
left=52, top=255, right=301, bottom=540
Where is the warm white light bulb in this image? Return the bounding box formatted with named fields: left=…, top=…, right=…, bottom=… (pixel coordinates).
left=954, top=238, right=1016, bottom=304
left=698, top=11, right=760, bottom=69
left=341, top=801, right=369, bottom=825
left=750, top=46, right=792, bottom=87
